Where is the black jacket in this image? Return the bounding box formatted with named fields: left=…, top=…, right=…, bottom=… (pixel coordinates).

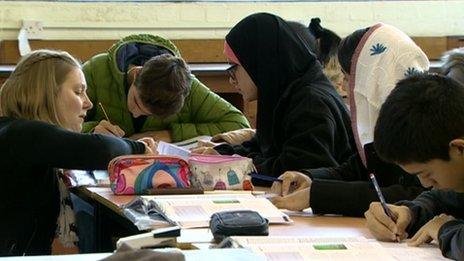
left=216, top=13, right=356, bottom=185
left=0, top=118, right=144, bottom=256
left=303, top=143, right=425, bottom=217
left=397, top=190, right=464, bottom=260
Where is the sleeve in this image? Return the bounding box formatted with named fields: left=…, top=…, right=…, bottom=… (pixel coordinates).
left=301, top=153, right=365, bottom=181
left=396, top=190, right=450, bottom=235
left=8, top=120, right=145, bottom=170
left=438, top=219, right=464, bottom=260
left=310, top=180, right=425, bottom=217
left=252, top=93, right=348, bottom=180
left=214, top=134, right=260, bottom=156
left=169, top=77, right=251, bottom=142
left=82, top=58, right=100, bottom=133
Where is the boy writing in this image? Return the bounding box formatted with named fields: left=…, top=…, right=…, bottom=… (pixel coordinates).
left=365, top=74, right=464, bottom=260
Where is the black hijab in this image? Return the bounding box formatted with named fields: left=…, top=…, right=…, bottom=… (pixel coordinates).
left=337, top=27, right=370, bottom=74
left=225, top=13, right=320, bottom=155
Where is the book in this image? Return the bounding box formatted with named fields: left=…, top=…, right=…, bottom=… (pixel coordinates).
left=116, top=226, right=180, bottom=249
left=141, top=193, right=292, bottom=228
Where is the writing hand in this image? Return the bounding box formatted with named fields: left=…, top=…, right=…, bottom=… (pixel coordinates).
left=94, top=120, right=125, bottom=137
left=365, top=202, right=411, bottom=241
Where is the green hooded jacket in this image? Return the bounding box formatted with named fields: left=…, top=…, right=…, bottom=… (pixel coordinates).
left=82, top=34, right=250, bottom=141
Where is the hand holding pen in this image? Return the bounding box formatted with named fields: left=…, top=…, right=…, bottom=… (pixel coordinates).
left=93, top=102, right=126, bottom=137
left=249, top=170, right=312, bottom=211
left=365, top=174, right=412, bottom=242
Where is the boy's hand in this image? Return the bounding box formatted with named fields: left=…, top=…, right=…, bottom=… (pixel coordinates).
left=408, top=214, right=455, bottom=247
left=270, top=171, right=312, bottom=196
left=365, top=203, right=412, bottom=241
left=269, top=188, right=310, bottom=211
left=94, top=120, right=125, bottom=137
left=129, top=130, right=172, bottom=143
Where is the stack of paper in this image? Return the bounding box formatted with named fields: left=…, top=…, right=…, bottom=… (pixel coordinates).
left=226, top=236, right=447, bottom=261
left=142, top=194, right=292, bottom=228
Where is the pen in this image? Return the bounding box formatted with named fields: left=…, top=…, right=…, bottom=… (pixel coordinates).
left=249, top=172, right=283, bottom=183
left=249, top=170, right=297, bottom=194
left=98, top=102, right=111, bottom=123
left=369, top=173, right=400, bottom=242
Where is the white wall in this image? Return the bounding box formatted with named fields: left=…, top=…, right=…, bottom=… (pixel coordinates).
left=0, top=1, right=463, bottom=40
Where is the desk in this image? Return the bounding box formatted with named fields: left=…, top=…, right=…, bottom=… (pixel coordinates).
left=73, top=187, right=371, bottom=252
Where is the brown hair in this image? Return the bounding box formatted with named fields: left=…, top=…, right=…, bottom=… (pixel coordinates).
left=135, top=53, right=192, bottom=118
left=0, top=49, right=80, bottom=127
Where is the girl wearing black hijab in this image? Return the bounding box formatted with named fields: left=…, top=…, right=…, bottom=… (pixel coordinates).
left=209, top=13, right=356, bottom=186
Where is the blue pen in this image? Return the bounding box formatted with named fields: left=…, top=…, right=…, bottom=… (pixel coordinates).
left=249, top=167, right=297, bottom=195
left=249, top=172, right=283, bottom=183
left=369, top=173, right=400, bottom=242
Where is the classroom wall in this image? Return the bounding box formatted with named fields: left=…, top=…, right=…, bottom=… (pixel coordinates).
left=0, top=0, right=463, bottom=41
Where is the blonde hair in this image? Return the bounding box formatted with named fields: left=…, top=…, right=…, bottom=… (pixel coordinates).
left=0, top=49, right=81, bottom=127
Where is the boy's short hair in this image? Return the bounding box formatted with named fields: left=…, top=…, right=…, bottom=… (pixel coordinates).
left=135, top=53, right=192, bottom=118
left=374, top=73, right=464, bottom=164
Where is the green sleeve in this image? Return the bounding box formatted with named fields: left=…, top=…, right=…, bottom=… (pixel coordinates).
left=82, top=58, right=100, bottom=133
left=170, top=77, right=250, bottom=141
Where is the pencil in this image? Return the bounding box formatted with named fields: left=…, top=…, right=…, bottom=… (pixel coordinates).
left=98, top=102, right=111, bottom=123
left=369, top=173, right=401, bottom=242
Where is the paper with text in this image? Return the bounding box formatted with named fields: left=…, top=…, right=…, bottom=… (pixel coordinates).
left=142, top=194, right=291, bottom=228
left=229, top=236, right=393, bottom=261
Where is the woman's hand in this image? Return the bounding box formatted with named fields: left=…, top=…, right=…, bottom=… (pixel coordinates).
left=137, top=137, right=158, bottom=155
left=270, top=171, right=312, bottom=196
left=190, top=146, right=220, bottom=155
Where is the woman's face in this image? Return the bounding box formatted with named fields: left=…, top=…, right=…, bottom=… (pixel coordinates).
left=228, top=64, right=258, bottom=102
left=56, top=68, right=93, bottom=132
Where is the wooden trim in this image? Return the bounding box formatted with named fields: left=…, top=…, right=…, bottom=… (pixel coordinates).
left=1, top=37, right=461, bottom=64
left=0, top=39, right=226, bottom=64
left=411, top=37, right=448, bottom=60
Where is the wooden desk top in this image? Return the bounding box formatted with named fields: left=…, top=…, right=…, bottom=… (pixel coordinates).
left=0, top=63, right=229, bottom=76
left=81, top=187, right=372, bottom=239
left=0, top=61, right=442, bottom=76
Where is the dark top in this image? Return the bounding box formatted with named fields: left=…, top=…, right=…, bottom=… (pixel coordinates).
left=397, top=190, right=464, bottom=260
left=0, top=117, right=145, bottom=256
left=304, top=143, right=426, bottom=217
left=217, top=13, right=356, bottom=185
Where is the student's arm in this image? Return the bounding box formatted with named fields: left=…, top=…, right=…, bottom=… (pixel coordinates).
left=300, top=153, right=365, bottom=181
left=396, top=190, right=457, bottom=235
left=251, top=93, right=351, bottom=184
left=310, top=180, right=425, bottom=217
left=169, top=77, right=250, bottom=142
left=8, top=120, right=145, bottom=170
left=214, top=134, right=260, bottom=155
left=438, top=219, right=464, bottom=260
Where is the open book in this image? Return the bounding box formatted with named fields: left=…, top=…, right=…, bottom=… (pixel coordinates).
left=156, top=136, right=213, bottom=159
left=142, top=194, right=291, bottom=228
left=224, top=236, right=447, bottom=261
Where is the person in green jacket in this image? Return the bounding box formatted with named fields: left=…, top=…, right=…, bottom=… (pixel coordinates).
left=82, top=34, right=250, bottom=142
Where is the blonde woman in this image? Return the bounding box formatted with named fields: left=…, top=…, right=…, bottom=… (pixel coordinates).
left=0, top=50, right=155, bottom=256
